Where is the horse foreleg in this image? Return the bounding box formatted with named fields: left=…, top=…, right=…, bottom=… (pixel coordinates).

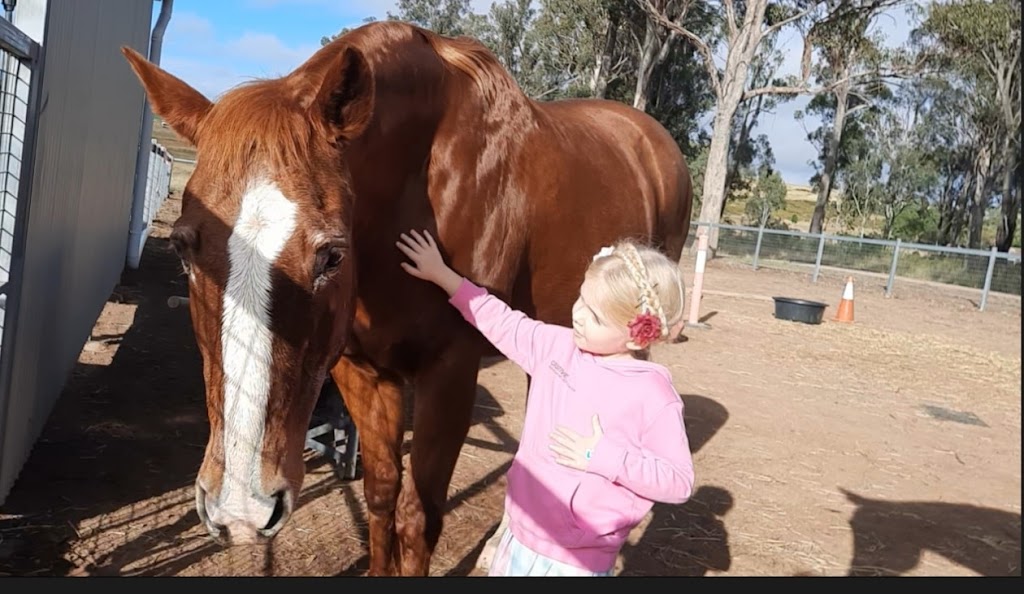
left=330, top=357, right=405, bottom=576
left=394, top=344, right=480, bottom=576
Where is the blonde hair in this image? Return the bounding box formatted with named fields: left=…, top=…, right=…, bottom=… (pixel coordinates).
left=586, top=240, right=686, bottom=357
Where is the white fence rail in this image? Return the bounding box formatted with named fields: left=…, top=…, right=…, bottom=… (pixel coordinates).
left=691, top=222, right=1022, bottom=311
left=126, top=139, right=173, bottom=268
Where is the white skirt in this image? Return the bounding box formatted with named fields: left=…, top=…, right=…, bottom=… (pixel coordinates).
left=486, top=528, right=613, bottom=577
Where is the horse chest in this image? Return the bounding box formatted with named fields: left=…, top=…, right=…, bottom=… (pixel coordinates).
left=344, top=296, right=476, bottom=377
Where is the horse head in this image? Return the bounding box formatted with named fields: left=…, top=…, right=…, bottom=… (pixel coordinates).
left=122, top=39, right=372, bottom=545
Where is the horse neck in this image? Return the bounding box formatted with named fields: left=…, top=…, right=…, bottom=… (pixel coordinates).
left=345, top=33, right=537, bottom=250
left=346, top=44, right=452, bottom=212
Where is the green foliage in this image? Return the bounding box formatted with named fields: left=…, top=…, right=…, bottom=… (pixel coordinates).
left=311, top=0, right=1020, bottom=255
left=920, top=0, right=1021, bottom=61
left=687, top=146, right=709, bottom=210
left=743, top=169, right=788, bottom=227
left=387, top=0, right=473, bottom=35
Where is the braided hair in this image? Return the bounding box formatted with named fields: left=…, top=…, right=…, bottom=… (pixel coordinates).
left=587, top=240, right=686, bottom=356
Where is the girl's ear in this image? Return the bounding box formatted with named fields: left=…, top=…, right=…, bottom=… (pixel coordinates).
left=625, top=340, right=645, bottom=352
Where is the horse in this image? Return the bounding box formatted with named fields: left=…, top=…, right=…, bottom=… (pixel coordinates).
left=121, top=20, right=693, bottom=576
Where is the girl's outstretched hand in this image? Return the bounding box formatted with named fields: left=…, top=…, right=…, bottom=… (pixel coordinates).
left=396, top=229, right=463, bottom=296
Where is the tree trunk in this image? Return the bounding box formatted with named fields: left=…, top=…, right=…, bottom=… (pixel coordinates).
left=935, top=173, right=957, bottom=246
left=634, top=1, right=681, bottom=111
left=949, top=178, right=972, bottom=247
left=698, top=24, right=764, bottom=252
left=590, top=10, right=619, bottom=99
left=722, top=93, right=766, bottom=218
left=700, top=98, right=745, bottom=253
left=633, top=16, right=660, bottom=111
left=995, top=139, right=1020, bottom=252
left=810, top=78, right=850, bottom=234
left=968, top=146, right=992, bottom=249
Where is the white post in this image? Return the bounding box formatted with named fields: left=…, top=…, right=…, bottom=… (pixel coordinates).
left=979, top=246, right=998, bottom=312
left=687, top=229, right=710, bottom=329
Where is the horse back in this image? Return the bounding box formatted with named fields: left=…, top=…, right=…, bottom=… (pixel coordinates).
left=346, top=91, right=691, bottom=371
left=504, top=98, right=693, bottom=327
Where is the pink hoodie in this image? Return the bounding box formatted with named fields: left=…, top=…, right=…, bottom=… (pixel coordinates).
left=449, top=279, right=695, bottom=573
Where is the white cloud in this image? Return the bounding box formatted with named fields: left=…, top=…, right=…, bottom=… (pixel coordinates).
left=159, top=12, right=322, bottom=100
left=159, top=56, right=254, bottom=100
left=159, top=1, right=502, bottom=100
left=225, top=32, right=321, bottom=75
left=166, top=12, right=215, bottom=42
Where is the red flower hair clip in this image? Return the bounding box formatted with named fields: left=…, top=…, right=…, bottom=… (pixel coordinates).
left=628, top=312, right=663, bottom=348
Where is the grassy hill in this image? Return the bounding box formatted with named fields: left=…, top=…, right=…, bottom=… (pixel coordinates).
left=723, top=181, right=1019, bottom=249
left=152, top=117, right=195, bottom=162
left=722, top=182, right=824, bottom=232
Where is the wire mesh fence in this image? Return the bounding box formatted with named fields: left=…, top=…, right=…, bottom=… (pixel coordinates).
left=144, top=139, right=173, bottom=232
left=0, top=34, right=34, bottom=351
left=693, top=222, right=1022, bottom=310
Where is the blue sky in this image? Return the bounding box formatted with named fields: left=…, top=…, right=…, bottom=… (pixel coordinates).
left=155, top=0, right=914, bottom=186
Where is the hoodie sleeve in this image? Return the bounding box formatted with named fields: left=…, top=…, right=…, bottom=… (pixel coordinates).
left=448, top=278, right=568, bottom=376
left=585, top=399, right=695, bottom=505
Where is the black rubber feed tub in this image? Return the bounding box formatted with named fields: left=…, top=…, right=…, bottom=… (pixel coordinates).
left=772, top=297, right=828, bottom=325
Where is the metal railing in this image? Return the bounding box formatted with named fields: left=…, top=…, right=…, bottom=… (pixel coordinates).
left=125, top=139, right=173, bottom=269
left=691, top=222, right=1022, bottom=311
left=0, top=12, right=43, bottom=506
left=0, top=15, right=40, bottom=367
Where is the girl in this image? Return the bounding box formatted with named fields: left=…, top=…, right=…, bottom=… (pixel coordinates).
left=396, top=230, right=695, bottom=577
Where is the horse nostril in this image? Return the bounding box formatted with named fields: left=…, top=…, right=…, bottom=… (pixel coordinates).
left=195, top=482, right=226, bottom=537
left=263, top=490, right=289, bottom=532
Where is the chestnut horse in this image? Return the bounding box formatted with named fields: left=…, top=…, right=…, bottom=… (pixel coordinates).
left=122, top=20, right=692, bottom=576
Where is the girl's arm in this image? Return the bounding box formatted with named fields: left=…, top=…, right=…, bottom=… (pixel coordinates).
left=397, top=229, right=567, bottom=376
left=586, top=401, right=695, bottom=504
left=448, top=280, right=567, bottom=376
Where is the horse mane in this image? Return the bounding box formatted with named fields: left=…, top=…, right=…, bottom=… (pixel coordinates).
left=192, top=22, right=527, bottom=187
left=417, top=27, right=526, bottom=106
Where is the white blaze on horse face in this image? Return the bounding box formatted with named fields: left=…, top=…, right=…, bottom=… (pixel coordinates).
left=218, top=178, right=297, bottom=524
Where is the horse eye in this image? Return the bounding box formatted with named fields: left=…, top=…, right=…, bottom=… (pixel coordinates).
left=313, top=243, right=346, bottom=281
left=170, top=226, right=198, bottom=272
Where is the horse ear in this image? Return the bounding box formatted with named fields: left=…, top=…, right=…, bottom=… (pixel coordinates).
left=311, top=46, right=374, bottom=143
left=121, top=46, right=212, bottom=145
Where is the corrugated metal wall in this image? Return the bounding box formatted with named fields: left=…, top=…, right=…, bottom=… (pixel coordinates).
left=0, top=0, right=154, bottom=504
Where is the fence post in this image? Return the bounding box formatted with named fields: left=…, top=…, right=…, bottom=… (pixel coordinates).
left=979, top=246, right=998, bottom=312
left=885, top=238, right=901, bottom=298
left=753, top=225, right=765, bottom=271
left=687, top=229, right=710, bottom=329
left=812, top=233, right=826, bottom=283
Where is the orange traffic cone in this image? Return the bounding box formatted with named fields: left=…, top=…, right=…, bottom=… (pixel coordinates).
left=834, top=276, right=855, bottom=323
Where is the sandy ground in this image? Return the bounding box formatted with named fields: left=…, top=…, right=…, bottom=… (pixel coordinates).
left=0, top=154, right=1019, bottom=577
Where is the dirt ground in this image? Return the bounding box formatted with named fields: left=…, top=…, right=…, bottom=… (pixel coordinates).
left=0, top=152, right=1019, bottom=577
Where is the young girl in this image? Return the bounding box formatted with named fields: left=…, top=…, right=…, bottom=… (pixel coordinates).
left=396, top=230, right=695, bottom=577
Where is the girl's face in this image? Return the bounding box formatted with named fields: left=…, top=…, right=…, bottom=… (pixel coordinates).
left=571, top=277, right=634, bottom=357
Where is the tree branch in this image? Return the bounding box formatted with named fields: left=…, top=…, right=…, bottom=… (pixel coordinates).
left=533, top=74, right=581, bottom=100
left=636, top=0, right=722, bottom=97
left=724, top=0, right=738, bottom=40
left=764, top=2, right=824, bottom=37
left=846, top=103, right=871, bottom=119
left=744, top=65, right=919, bottom=101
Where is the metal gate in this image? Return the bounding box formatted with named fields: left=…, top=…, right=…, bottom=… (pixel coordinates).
left=0, top=13, right=43, bottom=505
